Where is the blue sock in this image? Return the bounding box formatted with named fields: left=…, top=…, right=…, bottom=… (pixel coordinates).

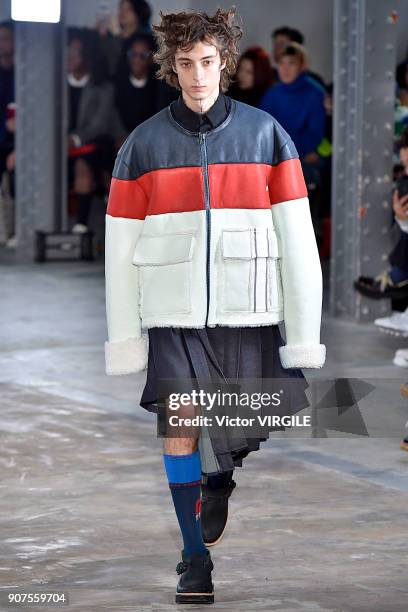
left=163, top=450, right=207, bottom=556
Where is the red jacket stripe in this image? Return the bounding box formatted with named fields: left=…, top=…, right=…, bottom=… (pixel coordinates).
left=140, top=166, right=205, bottom=216
left=106, top=159, right=307, bottom=219
left=208, top=163, right=271, bottom=209
left=106, top=177, right=147, bottom=219
left=268, top=158, right=308, bottom=205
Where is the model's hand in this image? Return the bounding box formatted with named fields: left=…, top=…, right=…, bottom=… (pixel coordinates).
left=392, top=190, right=408, bottom=221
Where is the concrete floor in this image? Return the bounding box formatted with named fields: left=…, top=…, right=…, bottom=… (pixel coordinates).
left=0, top=259, right=408, bottom=611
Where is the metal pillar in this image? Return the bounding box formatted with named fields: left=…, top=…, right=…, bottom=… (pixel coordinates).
left=330, top=0, right=399, bottom=320
left=14, top=16, right=66, bottom=262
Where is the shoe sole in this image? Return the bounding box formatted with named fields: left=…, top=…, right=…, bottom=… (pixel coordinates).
left=354, top=283, right=408, bottom=300
left=376, top=325, right=408, bottom=338
left=175, top=592, right=214, bottom=604
left=204, top=518, right=228, bottom=547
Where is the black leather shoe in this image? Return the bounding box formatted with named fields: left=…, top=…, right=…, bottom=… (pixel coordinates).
left=201, top=479, right=236, bottom=547
left=354, top=271, right=408, bottom=300
left=175, top=548, right=214, bottom=604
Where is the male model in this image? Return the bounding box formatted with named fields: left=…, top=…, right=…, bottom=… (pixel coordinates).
left=104, top=7, right=325, bottom=605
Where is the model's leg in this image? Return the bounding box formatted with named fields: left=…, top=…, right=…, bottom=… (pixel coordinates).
left=163, top=399, right=214, bottom=604
left=206, top=469, right=234, bottom=489
left=72, top=157, right=95, bottom=230
left=163, top=400, right=206, bottom=555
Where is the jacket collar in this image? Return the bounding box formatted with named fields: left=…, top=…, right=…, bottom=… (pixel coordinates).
left=170, top=92, right=230, bottom=133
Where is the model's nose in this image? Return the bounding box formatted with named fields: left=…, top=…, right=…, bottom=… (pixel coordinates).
left=192, top=64, right=205, bottom=82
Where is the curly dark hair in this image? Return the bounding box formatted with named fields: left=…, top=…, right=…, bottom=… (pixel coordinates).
left=152, top=6, right=243, bottom=92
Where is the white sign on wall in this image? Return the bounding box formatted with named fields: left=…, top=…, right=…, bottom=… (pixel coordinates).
left=11, top=0, right=61, bottom=23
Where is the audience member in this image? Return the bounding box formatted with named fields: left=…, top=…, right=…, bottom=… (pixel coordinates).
left=97, top=0, right=153, bottom=79
left=259, top=42, right=326, bottom=182
left=114, top=31, right=177, bottom=135
left=227, top=46, right=275, bottom=107
left=67, top=28, right=115, bottom=234
left=271, top=26, right=326, bottom=89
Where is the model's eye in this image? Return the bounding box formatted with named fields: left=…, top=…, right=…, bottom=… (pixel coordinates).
left=203, top=60, right=213, bottom=65
left=181, top=63, right=190, bottom=68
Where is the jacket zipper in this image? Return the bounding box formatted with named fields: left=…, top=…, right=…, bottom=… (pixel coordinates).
left=199, top=131, right=211, bottom=326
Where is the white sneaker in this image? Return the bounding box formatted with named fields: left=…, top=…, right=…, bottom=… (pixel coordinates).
left=393, top=348, right=408, bottom=367
left=71, top=223, right=88, bottom=234
left=374, top=308, right=408, bottom=337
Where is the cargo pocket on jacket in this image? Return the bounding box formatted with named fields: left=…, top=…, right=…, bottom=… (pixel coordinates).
left=220, top=227, right=283, bottom=313
left=132, top=232, right=195, bottom=317
left=266, top=228, right=283, bottom=313
left=220, top=229, right=254, bottom=312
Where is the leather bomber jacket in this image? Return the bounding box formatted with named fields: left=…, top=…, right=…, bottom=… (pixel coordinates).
left=104, top=96, right=326, bottom=375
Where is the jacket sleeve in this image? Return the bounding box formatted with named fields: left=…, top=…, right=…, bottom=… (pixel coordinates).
left=268, top=130, right=326, bottom=369
left=104, top=150, right=148, bottom=375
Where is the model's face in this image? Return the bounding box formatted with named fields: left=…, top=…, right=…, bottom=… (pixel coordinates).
left=128, top=40, right=152, bottom=78
left=273, top=34, right=290, bottom=63
left=173, top=38, right=226, bottom=104
left=119, top=0, right=139, bottom=31
left=277, top=55, right=303, bottom=84
left=237, top=58, right=254, bottom=90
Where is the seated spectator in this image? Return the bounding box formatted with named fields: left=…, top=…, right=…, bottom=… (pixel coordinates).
left=97, top=0, right=153, bottom=79
left=355, top=127, right=408, bottom=302
left=227, top=46, right=275, bottom=108
left=259, top=42, right=326, bottom=185
left=67, top=28, right=115, bottom=234
left=271, top=26, right=326, bottom=89
left=396, top=57, right=408, bottom=108
left=114, top=31, right=177, bottom=136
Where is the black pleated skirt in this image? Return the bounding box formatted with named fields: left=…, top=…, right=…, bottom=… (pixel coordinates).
left=140, top=325, right=310, bottom=474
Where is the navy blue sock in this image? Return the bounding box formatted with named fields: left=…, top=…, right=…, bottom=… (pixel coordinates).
left=206, top=469, right=233, bottom=489
left=163, top=450, right=207, bottom=556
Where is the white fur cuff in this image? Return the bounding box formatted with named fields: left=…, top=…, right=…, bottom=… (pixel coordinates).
left=279, top=343, right=326, bottom=369
left=104, top=335, right=149, bottom=375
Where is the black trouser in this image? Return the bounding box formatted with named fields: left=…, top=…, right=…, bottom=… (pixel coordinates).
left=389, top=229, right=408, bottom=311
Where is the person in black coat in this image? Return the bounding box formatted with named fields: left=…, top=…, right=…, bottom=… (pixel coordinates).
left=113, top=31, right=178, bottom=135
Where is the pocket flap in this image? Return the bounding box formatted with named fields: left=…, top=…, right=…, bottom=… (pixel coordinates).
left=267, top=228, right=281, bottom=258
left=222, top=229, right=253, bottom=259
left=132, top=232, right=195, bottom=266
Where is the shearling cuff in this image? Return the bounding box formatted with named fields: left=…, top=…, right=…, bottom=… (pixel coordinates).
left=279, top=343, right=326, bottom=369
left=104, top=335, right=148, bottom=375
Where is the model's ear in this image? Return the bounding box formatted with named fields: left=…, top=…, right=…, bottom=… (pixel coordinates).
left=172, top=63, right=178, bottom=74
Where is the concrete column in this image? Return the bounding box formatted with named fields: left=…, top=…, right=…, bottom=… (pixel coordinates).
left=330, top=0, right=400, bottom=320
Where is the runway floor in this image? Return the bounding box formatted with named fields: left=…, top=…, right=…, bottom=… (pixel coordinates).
left=0, top=260, right=407, bottom=611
